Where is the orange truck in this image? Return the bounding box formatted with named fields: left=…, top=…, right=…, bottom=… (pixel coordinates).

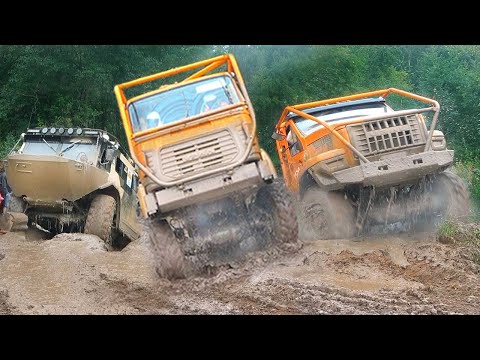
left=115, top=54, right=298, bottom=279
left=272, top=88, right=469, bottom=238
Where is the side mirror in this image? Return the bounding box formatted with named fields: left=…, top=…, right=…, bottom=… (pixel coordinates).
left=271, top=132, right=285, bottom=141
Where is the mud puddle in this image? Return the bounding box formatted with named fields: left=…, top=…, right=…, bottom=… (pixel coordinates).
left=1, top=228, right=479, bottom=314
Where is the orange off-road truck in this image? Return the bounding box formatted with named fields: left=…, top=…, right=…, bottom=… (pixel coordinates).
left=272, top=88, right=469, bottom=238
left=115, top=54, right=298, bottom=279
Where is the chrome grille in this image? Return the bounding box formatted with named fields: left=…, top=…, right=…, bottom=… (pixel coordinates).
left=347, top=115, right=425, bottom=156
left=158, top=130, right=239, bottom=179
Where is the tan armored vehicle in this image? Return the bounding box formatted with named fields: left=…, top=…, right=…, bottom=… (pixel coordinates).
left=4, top=127, right=141, bottom=246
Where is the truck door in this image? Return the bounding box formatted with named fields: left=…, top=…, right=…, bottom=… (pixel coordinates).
left=284, top=124, right=305, bottom=191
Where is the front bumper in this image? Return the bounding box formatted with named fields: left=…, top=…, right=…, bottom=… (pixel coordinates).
left=143, top=161, right=273, bottom=215
left=309, top=150, right=454, bottom=190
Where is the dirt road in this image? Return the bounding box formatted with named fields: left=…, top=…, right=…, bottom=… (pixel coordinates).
left=1, top=226, right=479, bottom=315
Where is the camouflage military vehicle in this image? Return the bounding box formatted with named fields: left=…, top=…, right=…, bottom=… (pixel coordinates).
left=4, top=127, right=141, bottom=246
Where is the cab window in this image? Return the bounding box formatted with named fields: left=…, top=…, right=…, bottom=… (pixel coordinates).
left=286, top=125, right=302, bottom=156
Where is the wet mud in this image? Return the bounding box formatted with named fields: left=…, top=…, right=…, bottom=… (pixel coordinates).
left=1, top=227, right=479, bottom=314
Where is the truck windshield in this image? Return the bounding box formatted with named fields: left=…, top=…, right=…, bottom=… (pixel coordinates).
left=21, top=137, right=98, bottom=163
left=128, top=75, right=241, bottom=133
left=294, top=102, right=392, bottom=137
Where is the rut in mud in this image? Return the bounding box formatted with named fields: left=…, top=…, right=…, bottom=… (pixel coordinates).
left=1, top=225, right=480, bottom=314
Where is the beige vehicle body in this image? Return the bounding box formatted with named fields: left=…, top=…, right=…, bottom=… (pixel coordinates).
left=5, top=127, right=141, bottom=243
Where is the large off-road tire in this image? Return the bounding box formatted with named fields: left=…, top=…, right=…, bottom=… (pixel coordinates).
left=428, top=170, right=470, bottom=221
left=253, top=179, right=298, bottom=245
left=84, top=194, right=116, bottom=244
left=301, top=187, right=356, bottom=240
left=147, top=218, right=187, bottom=280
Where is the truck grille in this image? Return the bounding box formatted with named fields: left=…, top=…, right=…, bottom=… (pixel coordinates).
left=157, top=130, right=239, bottom=179
left=347, top=115, right=425, bottom=157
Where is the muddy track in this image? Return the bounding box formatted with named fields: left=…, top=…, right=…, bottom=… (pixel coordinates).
left=1, top=228, right=479, bottom=314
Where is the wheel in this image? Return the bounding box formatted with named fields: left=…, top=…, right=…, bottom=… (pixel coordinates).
left=147, top=218, right=187, bottom=280
left=428, top=170, right=470, bottom=221
left=301, top=187, right=356, bottom=240
left=84, top=194, right=116, bottom=244
left=252, top=179, right=299, bottom=245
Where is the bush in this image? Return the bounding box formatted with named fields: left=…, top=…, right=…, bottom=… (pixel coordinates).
left=0, top=133, right=19, bottom=160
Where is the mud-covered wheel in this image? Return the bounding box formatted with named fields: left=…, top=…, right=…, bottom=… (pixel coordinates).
left=429, top=170, right=470, bottom=221
left=147, top=218, right=187, bottom=280
left=253, top=179, right=298, bottom=244
left=301, top=187, right=355, bottom=240
left=6, top=195, right=26, bottom=213
left=84, top=194, right=116, bottom=245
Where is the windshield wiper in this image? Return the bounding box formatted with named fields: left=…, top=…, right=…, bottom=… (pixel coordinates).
left=59, top=140, right=81, bottom=156
left=42, top=138, right=59, bottom=155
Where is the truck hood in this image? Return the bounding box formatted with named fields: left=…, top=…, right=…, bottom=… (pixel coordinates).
left=5, top=154, right=109, bottom=203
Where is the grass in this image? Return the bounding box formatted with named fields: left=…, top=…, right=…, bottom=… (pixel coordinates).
left=438, top=221, right=480, bottom=264
left=437, top=221, right=460, bottom=240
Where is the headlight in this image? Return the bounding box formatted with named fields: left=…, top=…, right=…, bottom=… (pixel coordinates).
left=431, top=130, right=446, bottom=150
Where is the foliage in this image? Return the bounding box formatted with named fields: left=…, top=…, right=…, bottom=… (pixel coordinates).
left=0, top=133, right=19, bottom=160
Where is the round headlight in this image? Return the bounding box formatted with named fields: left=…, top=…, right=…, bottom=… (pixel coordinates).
left=76, top=128, right=83, bottom=135
left=67, top=128, right=74, bottom=135
left=41, top=128, right=48, bottom=134
left=58, top=128, right=65, bottom=134
left=50, top=128, right=56, bottom=134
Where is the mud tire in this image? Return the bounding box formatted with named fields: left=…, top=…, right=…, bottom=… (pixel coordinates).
left=147, top=218, right=187, bottom=280
left=84, top=194, right=116, bottom=244
left=301, top=187, right=356, bottom=240
left=254, top=179, right=298, bottom=244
